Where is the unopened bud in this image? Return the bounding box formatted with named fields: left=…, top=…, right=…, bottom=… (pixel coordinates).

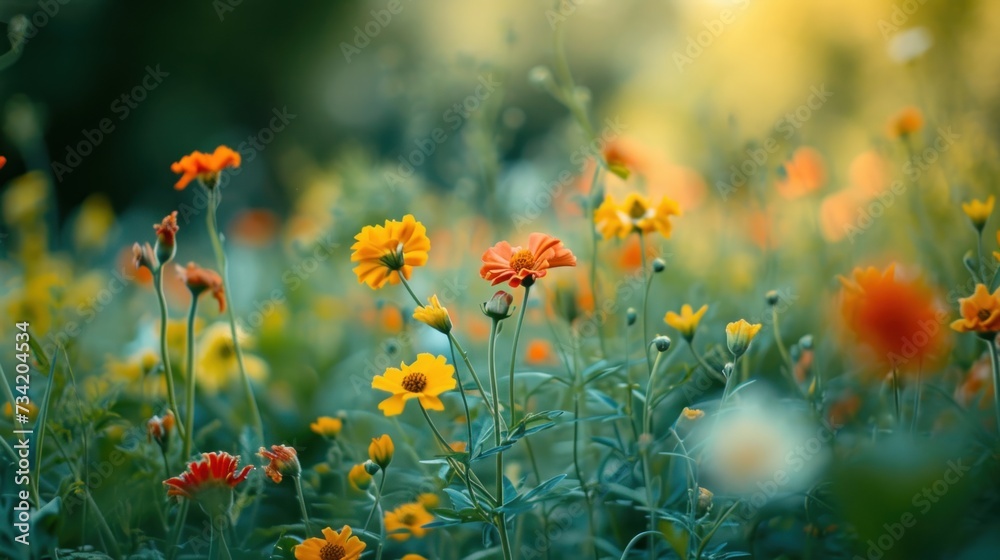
left=626, top=307, right=638, bottom=327
left=652, top=258, right=666, bottom=273
left=722, top=362, right=735, bottom=378
left=652, top=335, right=671, bottom=352
left=482, top=290, right=515, bottom=320
left=765, top=289, right=780, bottom=306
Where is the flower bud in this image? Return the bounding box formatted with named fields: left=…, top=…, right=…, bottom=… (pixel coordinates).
left=363, top=459, right=380, bottom=476
left=147, top=411, right=175, bottom=450
left=482, top=290, right=515, bottom=320
left=528, top=65, right=554, bottom=88
left=349, top=463, right=373, bottom=490
left=799, top=334, right=814, bottom=350
left=765, top=289, right=780, bottom=306
left=696, top=487, right=714, bottom=517
left=722, top=362, right=735, bottom=378
left=652, top=335, right=672, bottom=353
left=368, top=434, right=394, bottom=470
left=132, top=242, right=157, bottom=272
left=725, top=319, right=762, bottom=358
left=153, top=211, right=179, bottom=266
left=652, top=258, right=666, bottom=273
left=258, top=444, right=301, bottom=484
left=626, top=307, right=638, bottom=327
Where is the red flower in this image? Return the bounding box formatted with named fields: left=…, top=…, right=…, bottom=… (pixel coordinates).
left=154, top=211, right=179, bottom=247
left=0, top=156, right=7, bottom=170
left=176, top=262, right=226, bottom=312
left=480, top=233, right=576, bottom=288
left=163, top=451, right=253, bottom=500
left=258, top=444, right=300, bottom=484
left=170, top=146, right=241, bottom=190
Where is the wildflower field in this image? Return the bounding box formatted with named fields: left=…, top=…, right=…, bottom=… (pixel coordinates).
left=3, top=1, right=1000, bottom=559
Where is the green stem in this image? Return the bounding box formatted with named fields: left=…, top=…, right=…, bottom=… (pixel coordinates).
left=448, top=333, right=495, bottom=417
left=891, top=365, right=902, bottom=430
left=771, top=306, right=795, bottom=385
left=488, top=319, right=513, bottom=560
left=570, top=331, right=599, bottom=560
left=507, top=285, right=531, bottom=426
left=695, top=500, right=742, bottom=559
left=639, top=232, right=652, bottom=372
left=642, top=351, right=666, bottom=436
left=641, top=348, right=665, bottom=560
left=977, top=229, right=987, bottom=281
left=182, top=297, right=199, bottom=461
left=155, top=270, right=185, bottom=442
left=988, top=337, right=1000, bottom=435
left=363, top=470, right=387, bottom=533
left=294, top=476, right=314, bottom=536
left=587, top=164, right=607, bottom=359
left=205, top=186, right=264, bottom=444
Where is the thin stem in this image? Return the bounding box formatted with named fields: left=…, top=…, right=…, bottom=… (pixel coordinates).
left=771, top=306, right=795, bottom=384
left=449, top=340, right=476, bottom=456
left=205, top=186, right=264, bottom=444
left=507, top=285, right=531, bottom=426
left=641, top=448, right=657, bottom=560
left=640, top=347, right=665, bottom=560
left=155, top=270, right=185, bottom=442
left=448, top=333, right=495, bottom=417
left=167, top=501, right=189, bottom=560
left=587, top=164, right=607, bottom=359
left=642, top=351, right=666, bottom=436
left=488, top=319, right=513, bottom=560
left=294, top=476, right=314, bottom=536
left=891, top=365, right=902, bottom=430
left=695, top=500, right=742, bottom=559
left=639, top=232, right=652, bottom=372
left=988, top=337, right=1000, bottom=435
left=363, top=470, right=387, bottom=533
left=911, top=365, right=923, bottom=433
left=182, top=297, right=199, bottom=461
left=977, top=230, right=987, bottom=281
left=570, top=331, right=599, bottom=560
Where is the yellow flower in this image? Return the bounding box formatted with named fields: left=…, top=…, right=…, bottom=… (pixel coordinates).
left=384, top=502, right=435, bottom=541
left=417, top=492, right=439, bottom=509
left=350, top=214, right=431, bottom=289
left=368, top=434, right=394, bottom=469
left=371, top=353, right=456, bottom=416
left=886, top=106, right=923, bottom=138
left=196, top=323, right=268, bottom=394
left=294, top=525, right=366, bottom=560
left=72, top=194, right=115, bottom=251
left=348, top=464, right=372, bottom=491
left=593, top=193, right=681, bottom=240
left=681, top=407, right=704, bottom=421
left=412, top=294, right=452, bottom=334
left=401, top=555, right=429, bottom=560
left=449, top=441, right=467, bottom=453
left=2, top=171, right=48, bottom=227
left=310, top=416, right=343, bottom=438
left=725, top=319, right=762, bottom=357
left=664, top=304, right=708, bottom=341
left=962, top=195, right=995, bottom=231
left=950, top=284, right=1000, bottom=335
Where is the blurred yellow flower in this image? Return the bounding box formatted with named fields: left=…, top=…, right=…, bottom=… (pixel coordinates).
left=416, top=492, right=439, bottom=509
left=2, top=171, right=48, bottom=226
left=72, top=194, right=115, bottom=251
left=348, top=464, right=372, bottom=491
left=310, top=416, right=343, bottom=438
left=4, top=401, right=38, bottom=421
left=725, top=319, right=762, bottom=357
left=594, top=193, right=681, bottom=239
left=196, top=323, right=268, bottom=394
left=384, top=502, right=434, bottom=541
left=350, top=214, right=430, bottom=289
left=962, top=195, right=994, bottom=231
left=294, top=525, right=366, bottom=560
left=401, top=555, right=428, bottom=560
left=368, top=434, right=394, bottom=469
left=886, top=105, right=924, bottom=138
left=664, top=304, right=708, bottom=341
left=412, top=294, right=452, bottom=334
left=950, top=284, right=1000, bottom=335
left=681, top=407, right=704, bottom=421
left=371, top=353, right=456, bottom=416
left=448, top=441, right=467, bottom=453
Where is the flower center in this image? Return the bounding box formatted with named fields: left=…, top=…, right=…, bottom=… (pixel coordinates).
left=218, top=343, right=234, bottom=360
left=509, top=249, right=535, bottom=272
left=401, top=513, right=417, bottom=525
left=379, top=241, right=406, bottom=270
left=978, top=308, right=992, bottom=321
left=402, top=372, right=427, bottom=393
left=626, top=198, right=648, bottom=219
left=320, top=543, right=346, bottom=560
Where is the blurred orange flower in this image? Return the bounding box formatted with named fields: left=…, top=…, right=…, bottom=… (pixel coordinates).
left=776, top=147, right=826, bottom=199
left=171, top=145, right=241, bottom=190
left=229, top=209, right=280, bottom=247
left=176, top=262, right=226, bottom=312
left=0, top=155, right=6, bottom=169
left=955, top=354, right=994, bottom=410
left=480, top=233, right=576, bottom=288
left=384, top=502, right=434, bottom=541
left=525, top=339, right=556, bottom=365
left=351, top=215, right=430, bottom=289
left=838, top=264, right=948, bottom=369
left=886, top=106, right=923, bottom=138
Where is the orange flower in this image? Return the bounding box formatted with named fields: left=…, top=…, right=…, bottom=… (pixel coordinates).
left=525, top=339, right=556, bottom=365
left=258, top=444, right=301, bottom=484
left=294, top=525, right=366, bottom=560
left=170, top=146, right=241, bottom=190
left=776, top=147, right=825, bottom=199
left=950, top=284, right=1000, bottom=335
left=154, top=211, right=180, bottom=264
left=955, top=355, right=994, bottom=410
left=228, top=208, right=279, bottom=247
left=147, top=411, right=176, bottom=447
left=838, top=264, right=947, bottom=369
left=351, top=215, right=431, bottom=289
left=886, top=106, right=923, bottom=138
left=480, top=233, right=577, bottom=288
left=0, top=156, right=6, bottom=170
left=176, top=262, right=226, bottom=312
left=163, top=451, right=253, bottom=500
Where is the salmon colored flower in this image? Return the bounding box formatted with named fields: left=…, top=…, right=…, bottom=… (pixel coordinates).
left=412, top=294, right=452, bottom=334
left=776, top=147, right=826, bottom=199
left=593, top=193, right=681, bottom=240
left=725, top=319, right=762, bottom=357
left=294, top=525, right=366, bottom=560
left=525, top=339, right=556, bottom=365
left=310, top=416, right=343, bottom=438
left=163, top=452, right=253, bottom=515
left=372, top=354, right=456, bottom=416
left=664, top=304, right=708, bottom=341
left=480, top=233, right=577, bottom=288
left=950, top=284, right=1000, bottom=335
left=170, top=146, right=241, bottom=190
left=886, top=106, right=924, bottom=138
left=839, top=264, right=948, bottom=369
left=384, top=502, right=435, bottom=541
left=368, top=434, right=394, bottom=469
left=176, top=262, right=226, bottom=312
left=351, top=215, right=431, bottom=289
left=961, top=196, right=995, bottom=231
left=258, top=444, right=301, bottom=484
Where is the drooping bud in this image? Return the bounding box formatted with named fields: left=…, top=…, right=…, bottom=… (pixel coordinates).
left=482, top=290, right=515, bottom=321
